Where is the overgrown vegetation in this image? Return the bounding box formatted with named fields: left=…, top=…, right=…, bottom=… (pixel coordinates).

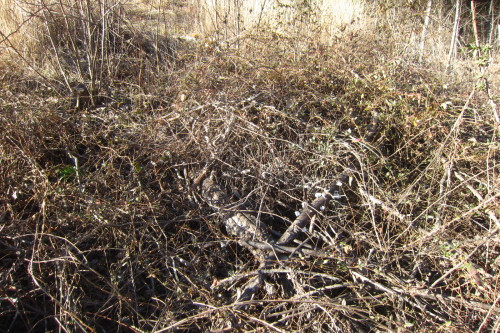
left=0, top=0, right=498, bottom=332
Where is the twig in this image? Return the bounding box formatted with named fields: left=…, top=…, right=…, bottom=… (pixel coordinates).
left=477, top=294, right=500, bottom=332
left=277, top=176, right=347, bottom=245
left=351, top=270, right=447, bottom=322
left=430, top=227, right=498, bottom=288
left=483, top=77, right=499, bottom=123
left=397, top=287, right=500, bottom=316
left=402, top=193, right=499, bottom=249
left=358, top=187, right=408, bottom=222
left=213, top=268, right=343, bottom=289
left=454, top=171, right=499, bottom=228
left=237, top=310, right=288, bottom=333
left=292, top=283, right=352, bottom=299
left=265, top=306, right=319, bottom=319
left=236, top=269, right=264, bottom=303
left=242, top=240, right=332, bottom=258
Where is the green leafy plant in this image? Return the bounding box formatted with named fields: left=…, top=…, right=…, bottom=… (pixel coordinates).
left=56, top=165, right=77, bottom=182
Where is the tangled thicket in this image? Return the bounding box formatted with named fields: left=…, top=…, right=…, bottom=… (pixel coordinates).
left=0, top=1, right=499, bottom=332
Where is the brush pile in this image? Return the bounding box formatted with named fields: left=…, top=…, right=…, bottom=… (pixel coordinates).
left=0, top=1, right=499, bottom=332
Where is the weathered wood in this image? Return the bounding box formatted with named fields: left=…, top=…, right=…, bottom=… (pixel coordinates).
left=277, top=174, right=348, bottom=246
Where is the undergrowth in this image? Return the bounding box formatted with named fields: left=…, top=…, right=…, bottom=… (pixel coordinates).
left=0, top=1, right=499, bottom=332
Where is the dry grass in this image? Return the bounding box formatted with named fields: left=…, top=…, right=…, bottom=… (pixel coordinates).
left=1, top=0, right=499, bottom=332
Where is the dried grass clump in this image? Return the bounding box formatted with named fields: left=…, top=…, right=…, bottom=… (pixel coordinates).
left=194, top=0, right=365, bottom=43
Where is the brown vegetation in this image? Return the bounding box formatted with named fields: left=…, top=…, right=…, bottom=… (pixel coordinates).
left=0, top=0, right=499, bottom=332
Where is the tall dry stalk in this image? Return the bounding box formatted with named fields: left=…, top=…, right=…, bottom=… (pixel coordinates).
left=487, top=0, right=497, bottom=45
left=470, top=0, right=480, bottom=57
left=418, top=0, right=432, bottom=63
left=447, top=0, right=461, bottom=69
